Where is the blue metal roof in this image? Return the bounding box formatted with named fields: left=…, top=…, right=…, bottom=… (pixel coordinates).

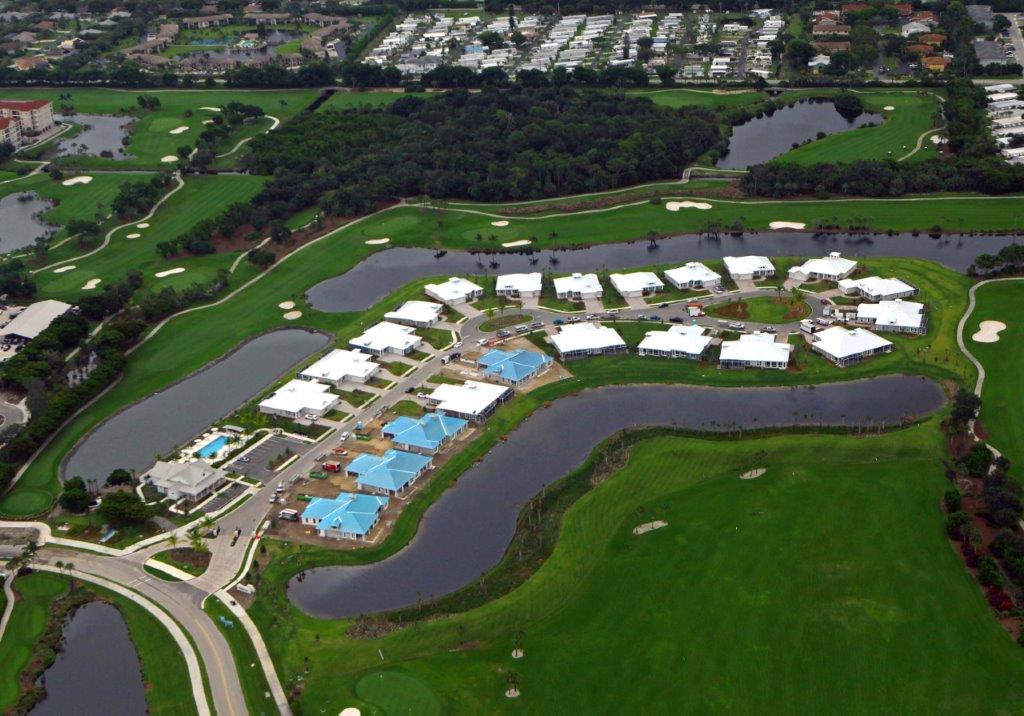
left=348, top=449, right=432, bottom=492
left=479, top=348, right=552, bottom=382
left=381, top=413, right=467, bottom=451
left=301, top=492, right=389, bottom=536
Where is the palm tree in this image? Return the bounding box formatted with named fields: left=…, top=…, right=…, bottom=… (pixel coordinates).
left=188, top=529, right=207, bottom=554
left=168, top=533, right=180, bottom=551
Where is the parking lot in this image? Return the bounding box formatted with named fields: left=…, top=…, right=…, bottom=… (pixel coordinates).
left=225, top=435, right=309, bottom=484
left=200, top=482, right=246, bottom=514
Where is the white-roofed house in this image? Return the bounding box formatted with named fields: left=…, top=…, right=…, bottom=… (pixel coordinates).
left=299, top=349, right=379, bottom=387
left=259, top=379, right=339, bottom=419
left=495, top=272, right=543, bottom=298
left=810, top=326, right=893, bottom=367
left=723, top=256, right=775, bottom=280
left=837, top=276, right=917, bottom=302
left=854, top=299, right=926, bottom=334
left=609, top=271, right=664, bottom=298
left=787, top=252, right=857, bottom=282
left=426, top=379, right=512, bottom=421
left=349, top=321, right=422, bottom=356
left=143, top=460, right=227, bottom=503
left=549, top=322, right=627, bottom=359
left=424, top=277, right=484, bottom=305
left=664, top=262, right=721, bottom=290
left=719, top=332, right=793, bottom=370
left=637, top=324, right=712, bottom=360
left=554, top=272, right=603, bottom=300
left=384, top=300, right=444, bottom=327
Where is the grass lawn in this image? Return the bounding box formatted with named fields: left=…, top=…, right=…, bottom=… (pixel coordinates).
left=0, top=571, right=69, bottom=709
left=317, top=90, right=428, bottom=111
left=203, top=595, right=276, bottom=716
left=965, top=279, right=1024, bottom=466
left=382, top=361, right=415, bottom=377
left=479, top=313, right=532, bottom=332
left=390, top=400, right=425, bottom=417
left=420, top=326, right=454, bottom=350
left=633, top=87, right=765, bottom=109
left=0, top=88, right=318, bottom=169
left=251, top=423, right=1024, bottom=713
left=706, top=295, right=811, bottom=323
left=153, top=547, right=210, bottom=577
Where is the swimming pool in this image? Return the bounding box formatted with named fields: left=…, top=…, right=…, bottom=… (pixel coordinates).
left=196, top=435, right=229, bottom=459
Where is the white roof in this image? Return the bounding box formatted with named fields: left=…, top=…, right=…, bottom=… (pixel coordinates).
left=856, top=300, right=924, bottom=330
left=429, top=380, right=509, bottom=417
left=424, top=276, right=482, bottom=302
left=299, top=349, right=377, bottom=384
left=789, top=252, right=857, bottom=277
left=609, top=271, right=664, bottom=294
left=723, top=256, right=775, bottom=276
left=550, top=322, right=626, bottom=354
left=495, top=272, right=543, bottom=293
left=720, top=332, right=793, bottom=363
left=260, top=379, right=337, bottom=415
left=2, top=299, right=72, bottom=340
left=350, top=321, right=421, bottom=353
left=813, top=326, right=892, bottom=359
left=146, top=460, right=224, bottom=497
left=384, top=300, right=443, bottom=324
left=553, top=272, right=602, bottom=294
left=638, top=324, right=712, bottom=355
left=664, top=262, right=721, bottom=285
left=838, top=276, right=914, bottom=297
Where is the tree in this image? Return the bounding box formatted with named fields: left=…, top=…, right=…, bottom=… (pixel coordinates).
left=99, top=491, right=152, bottom=526
left=834, top=91, right=865, bottom=119
left=785, top=38, right=815, bottom=68
left=168, top=533, right=180, bottom=550
left=59, top=476, right=91, bottom=513
left=188, top=528, right=208, bottom=553
left=105, top=468, right=133, bottom=486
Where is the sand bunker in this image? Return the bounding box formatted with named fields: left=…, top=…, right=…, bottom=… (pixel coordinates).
left=161, top=155, right=178, bottom=163
left=169, top=126, right=189, bottom=135
left=283, top=310, right=302, bottom=320
left=200, top=107, right=222, bottom=112
left=53, top=265, right=76, bottom=273
left=633, top=520, right=668, bottom=535
left=155, top=268, right=185, bottom=278
left=769, top=221, right=807, bottom=230
left=364, top=238, right=390, bottom=245
left=666, top=201, right=712, bottom=211
left=202, top=119, right=214, bottom=125
left=973, top=320, right=1006, bottom=343
left=136, top=223, right=150, bottom=229
left=740, top=468, right=767, bottom=480
left=126, top=233, right=141, bottom=239
left=502, top=239, right=532, bottom=248
left=883, top=105, right=895, bottom=111
left=61, top=175, right=93, bottom=186
left=340, top=709, right=361, bottom=716
left=82, top=278, right=101, bottom=290
left=490, top=220, right=510, bottom=227
left=278, top=301, right=295, bottom=309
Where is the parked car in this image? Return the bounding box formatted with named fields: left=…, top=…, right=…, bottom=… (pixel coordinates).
left=669, top=316, right=684, bottom=323
left=553, top=318, right=565, bottom=325
left=417, top=392, right=429, bottom=399
left=658, top=303, right=669, bottom=308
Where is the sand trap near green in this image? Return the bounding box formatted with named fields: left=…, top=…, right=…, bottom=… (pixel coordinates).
left=972, top=320, right=1006, bottom=343
left=168, top=126, right=189, bottom=135
left=666, top=201, right=712, bottom=211
left=61, top=175, right=93, bottom=186
left=155, top=267, right=185, bottom=278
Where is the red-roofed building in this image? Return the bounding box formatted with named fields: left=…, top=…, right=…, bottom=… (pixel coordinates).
left=0, top=116, right=22, bottom=148
left=893, top=3, right=913, bottom=17
left=841, top=3, right=869, bottom=16
left=922, top=55, right=950, bottom=72
left=910, top=10, right=938, bottom=24
left=0, top=99, right=54, bottom=136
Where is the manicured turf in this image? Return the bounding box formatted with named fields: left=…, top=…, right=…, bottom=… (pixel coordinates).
left=706, top=295, right=810, bottom=323
left=317, top=90, right=427, bottom=111
left=965, top=279, right=1024, bottom=466
left=631, top=87, right=765, bottom=109
left=251, top=424, right=1024, bottom=712
left=203, top=595, right=276, bottom=716
left=0, top=571, right=68, bottom=709
left=0, top=88, right=318, bottom=169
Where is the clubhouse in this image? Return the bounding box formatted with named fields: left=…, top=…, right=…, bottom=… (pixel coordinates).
left=719, top=332, right=793, bottom=370
left=637, top=324, right=713, bottom=360
left=810, top=326, right=893, bottom=367
left=550, top=322, right=627, bottom=359
left=144, top=460, right=227, bottom=503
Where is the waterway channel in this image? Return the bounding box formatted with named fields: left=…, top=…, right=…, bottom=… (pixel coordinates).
left=62, top=328, right=329, bottom=484
left=30, top=602, right=147, bottom=716
left=287, top=376, right=946, bottom=618
left=306, top=232, right=1016, bottom=313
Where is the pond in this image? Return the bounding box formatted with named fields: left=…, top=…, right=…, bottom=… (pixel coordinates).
left=287, top=376, right=946, bottom=618
left=305, top=232, right=1020, bottom=313
left=0, top=191, right=55, bottom=252
left=30, top=602, right=147, bottom=716
left=62, top=328, right=329, bottom=484
left=716, top=100, right=883, bottom=169
left=54, top=114, right=134, bottom=160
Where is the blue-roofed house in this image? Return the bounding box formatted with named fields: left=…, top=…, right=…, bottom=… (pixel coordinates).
left=381, top=413, right=468, bottom=455
left=477, top=348, right=553, bottom=386
left=346, top=449, right=433, bottom=495
left=301, top=492, right=389, bottom=540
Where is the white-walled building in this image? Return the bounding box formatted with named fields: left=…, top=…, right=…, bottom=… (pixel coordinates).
left=787, top=252, right=857, bottom=282
left=554, top=272, right=603, bottom=300
left=299, top=349, right=379, bottom=387
left=664, top=262, right=721, bottom=290
left=1, top=299, right=73, bottom=342
left=495, top=272, right=543, bottom=298
left=427, top=380, right=512, bottom=421
left=259, top=379, right=338, bottom=419
left=350, top=321, right=422, bottom=356
left=723, top=256, right=775, bottom=280
left=384, top=300, right=444, bottom=327
left=609, top=271, right=664, bottom=298
left=855, top=299, right=926, bottom=334
left=424, top=277, right=484, bottom=305
left=550, top=322, right=626, bottom=359
left=838, top=276, right=917, bottom=302
left=144, top=460, right=226, bottom=503
left=810, top=326, right=893, bottom=367
left=719, top=332, right=792, bottom=370
left=637, top=324, right=712, bottom=360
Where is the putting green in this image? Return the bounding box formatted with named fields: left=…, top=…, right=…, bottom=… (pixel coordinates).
left=354, top=670, right=442, bottom=715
